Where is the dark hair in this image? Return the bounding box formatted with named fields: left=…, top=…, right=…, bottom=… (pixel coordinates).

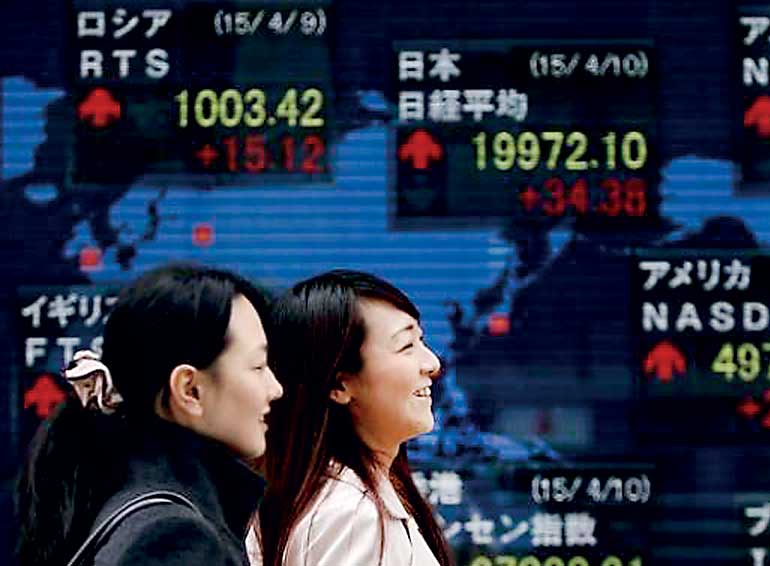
left=259, top=269, right=452, bottom=566
left=16, top=263, right=270, bottom=566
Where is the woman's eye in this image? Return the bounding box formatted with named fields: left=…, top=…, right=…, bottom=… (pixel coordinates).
left=398, top=343, right=414, bottom=352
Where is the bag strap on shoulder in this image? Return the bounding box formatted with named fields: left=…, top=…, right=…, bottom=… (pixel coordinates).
left=66, top=490, right=202, bottom=566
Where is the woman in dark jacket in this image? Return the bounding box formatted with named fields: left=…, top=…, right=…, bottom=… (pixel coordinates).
left=17, top=264, right=283, bottom=565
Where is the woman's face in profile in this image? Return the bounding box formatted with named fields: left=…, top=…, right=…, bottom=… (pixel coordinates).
left=197, top=294, right=284, bottom=459
left=342, top=298, right=441, bottom=454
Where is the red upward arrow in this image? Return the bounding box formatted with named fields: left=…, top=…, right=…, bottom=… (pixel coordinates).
left=78, top=88, right=121, bottom=128
left=398, top=129, right=443, bottom=170
left=745, top=95, right=770, bottom=138
left=643, top=340, right=686, bottom=383
left=24, top=374, right=67, bottom=419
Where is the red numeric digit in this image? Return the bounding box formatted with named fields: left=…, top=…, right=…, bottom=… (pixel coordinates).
left=624, top=177, right=647, bottom=216
left=568, top=178, right=589, bottom=214
left=542, top=177, right=566, bottom=216
left=301, top=135, right=325, bottom=174
left=244, top=134, right=267, bottom=173
left=599, top=177, right=623, bottom=216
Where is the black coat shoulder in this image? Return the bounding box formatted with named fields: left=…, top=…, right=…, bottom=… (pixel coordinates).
left=94, top=503, right=243, bottom=566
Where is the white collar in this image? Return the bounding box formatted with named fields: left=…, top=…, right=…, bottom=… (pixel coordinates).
left=333, top=464, right=411, bottom=521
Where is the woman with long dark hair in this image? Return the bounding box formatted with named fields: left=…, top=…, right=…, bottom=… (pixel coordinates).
left=17, top=264, right=283, bottom=565
left=250, top=269, right=453, bottom=566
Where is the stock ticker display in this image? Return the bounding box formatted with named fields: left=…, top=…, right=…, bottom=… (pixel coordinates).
left=391, top=41, right=660, bottom=231
left=4, top=1, right=770, bottom=565
left=70, top=0, right=333, bottom=183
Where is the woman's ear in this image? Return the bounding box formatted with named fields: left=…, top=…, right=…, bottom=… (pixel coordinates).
left=167, top=364, right=205, bottom=417
left=329, top=373, right=352, bottom=405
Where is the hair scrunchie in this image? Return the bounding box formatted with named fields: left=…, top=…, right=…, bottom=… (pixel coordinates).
left=63, top=350, right=123, bottom=415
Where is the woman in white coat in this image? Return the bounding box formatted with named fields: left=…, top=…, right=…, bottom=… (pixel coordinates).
left=248, top=270, right=453, bottom=566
